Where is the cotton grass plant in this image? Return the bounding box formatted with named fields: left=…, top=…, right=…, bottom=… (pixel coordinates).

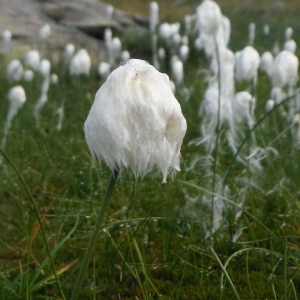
left=1, top=1, right=300, bottom=299
left=72, top=58, right=186, bottom=299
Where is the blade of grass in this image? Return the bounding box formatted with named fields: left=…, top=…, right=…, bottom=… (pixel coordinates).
left=132, top=237, right=162, bottom=299
left=209, top=246, right=240, bottom=300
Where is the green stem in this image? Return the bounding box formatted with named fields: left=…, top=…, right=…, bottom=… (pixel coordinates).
left=0, top=148, right=66, bottom=300
left=71, top=169, right=119, bottom=300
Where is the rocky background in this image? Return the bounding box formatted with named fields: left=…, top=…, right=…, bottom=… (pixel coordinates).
left=0, top=0, right=148, bottom=60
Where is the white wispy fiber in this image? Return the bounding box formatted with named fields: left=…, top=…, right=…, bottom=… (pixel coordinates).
left=84, top=59, right=187, bottom=183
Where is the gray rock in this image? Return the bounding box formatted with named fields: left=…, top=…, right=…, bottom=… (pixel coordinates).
left=0, top=0, right=148, bottom=60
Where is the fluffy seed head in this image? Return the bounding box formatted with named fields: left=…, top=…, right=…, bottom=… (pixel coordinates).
left=39, top=24, right=51, bottom=40
left=7, top=60, right=23, bottom=82
left=8, top=85, right=26, bottom=114
left=272, top=50, right=299, bottom=88
left=69, top=49, right=91, bottom=76
left=24, top=50, right=40, bottom=71
left=235, top=46, right=260, bottom=82
left=84, top=59, right=187, bottom=182
left=195, top=0, right=222, bottom=36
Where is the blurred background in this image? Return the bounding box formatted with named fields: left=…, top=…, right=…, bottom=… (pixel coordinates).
left=101, top=0, right=300, bottom=21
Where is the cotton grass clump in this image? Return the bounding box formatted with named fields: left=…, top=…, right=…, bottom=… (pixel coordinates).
left=84, top=59, right=187, bottom=183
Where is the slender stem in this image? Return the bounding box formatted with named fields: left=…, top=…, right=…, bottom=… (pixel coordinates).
left=71, top=169, right=119, bottom=300
left=0, top=148, right=66, bottom=300
left=211, top=38, right=221, bottom=238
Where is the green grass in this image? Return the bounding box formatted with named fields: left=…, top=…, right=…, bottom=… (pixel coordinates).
left=1, top=2, right=300, bottom=299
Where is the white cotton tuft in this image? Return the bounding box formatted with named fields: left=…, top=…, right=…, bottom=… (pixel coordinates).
left=121, top=50, right=130, bottom=62
left=179, top=45, right=189, bottom=62
left=283, top=39, right=296, bottom=54
left=23, top=69, right=34, bottom=82
left=104, top=28, right=112, bottom=45
left=64, top=43, right=75, bottom=64
left=195, top=0, right=222, bottom=36
left=84, top=59, right=187, bottom=183
left=7, top=60, right=24, bottom=82
left=69, top=49, right=91, bottom=76
left=248, top=23, right=255, bottom=45
left=259, top=51, right=274, bottom=77
left=2, top=86, right=26, bottom=148
left=51, top=73, right=58, bottom=84
left=159, top=23, right=172, bottom=40
left=235, top=46, right=260, bottom=82
left=24, top=50, right=40, bottom=71
left=263, top=25, right=270, bottom=35
left=8, top=85, right=26, bottom=116
left=2, top=30, right=11, bottom=42
left=39, top=59, right=51, bottom=77
left=272, top=50, right=299, bottom=88
left=39, top=24, right=51, bottom=40
left=232, top=91, right=256, bottom=129
left=98, top=62, right=111, bottom=79
left=106, top=5, right=114, bottom=22
left=222, top=15, right=231, bottom=47
left=158, top=47, right=166, bottom=61
left=34, top=59, right=51, bottom=121
left=2, top=30, right=12, bottom=53
left=149, top=1, right=159, bottom=33
left=181, top=35, right=189, bottom=46
left=285, top=27, right=293, bottom=41
left=171, top=56, right=184, bottom=85
left=265, top=99, right=275, bottom=112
